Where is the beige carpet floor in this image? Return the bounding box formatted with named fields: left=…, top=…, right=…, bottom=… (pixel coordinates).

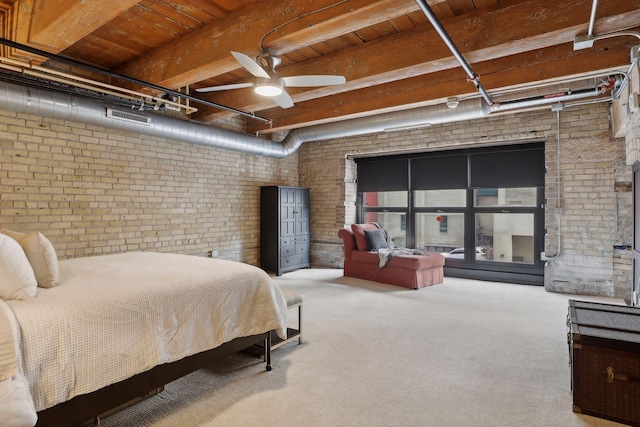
left=101, top=269, right=629, bottom=427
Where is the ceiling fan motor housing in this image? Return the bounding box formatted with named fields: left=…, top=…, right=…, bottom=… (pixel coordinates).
left=257, top=52, right=282, bottom=72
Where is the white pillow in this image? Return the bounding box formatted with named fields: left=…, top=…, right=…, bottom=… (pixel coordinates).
left=0, top=234, right=37, bottom=300
left=0, top=229, right=59, bottom=288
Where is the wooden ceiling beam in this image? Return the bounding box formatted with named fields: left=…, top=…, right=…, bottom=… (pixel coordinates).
left=263, top=0, right=436, bottom=54
left=194, top=0, right=640, bottom=123
left=247, top=39, right=634, bottom=133
left=13, top=0, right=141, bottom=56
left=114, top=0, right=424, bottom=89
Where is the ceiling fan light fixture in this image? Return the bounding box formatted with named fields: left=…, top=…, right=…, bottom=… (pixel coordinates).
left=254, top=83, right=283, bottom=97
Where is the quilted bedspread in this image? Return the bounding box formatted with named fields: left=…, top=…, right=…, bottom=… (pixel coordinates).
left=2, top=252, right=287, bottom=417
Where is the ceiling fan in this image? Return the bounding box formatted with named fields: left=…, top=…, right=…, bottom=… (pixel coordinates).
left=195, top=51, right=346, bottom=109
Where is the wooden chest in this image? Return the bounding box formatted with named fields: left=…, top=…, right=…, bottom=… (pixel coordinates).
left=568, top=299, right=640, bottom=426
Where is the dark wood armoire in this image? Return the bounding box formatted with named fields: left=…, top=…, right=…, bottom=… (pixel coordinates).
left=260, top=186, right=310, bottom=276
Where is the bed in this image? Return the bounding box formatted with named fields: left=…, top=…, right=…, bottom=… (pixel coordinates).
left=0, top=232, right=287, bottom=427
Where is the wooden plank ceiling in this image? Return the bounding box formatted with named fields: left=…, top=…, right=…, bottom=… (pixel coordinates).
left=1, top=0, right=639, bottom=134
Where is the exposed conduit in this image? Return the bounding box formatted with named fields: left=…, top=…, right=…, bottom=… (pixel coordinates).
left=0, top=38, right=271, bottom=124
left=587, top=0, right=599, bottom=37
left=545, top=108, right=563, bottom=261
left=0, top=77, right=618, bottom=158
left=491, top=85, right=610, bottom=113
left=569, top=0, right=638, bottom=101
left=414, top=0, right=494, bottom=106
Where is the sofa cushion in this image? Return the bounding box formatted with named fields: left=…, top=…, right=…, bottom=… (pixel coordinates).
left=352, top=249, right=445, bottom=269
left=351, top=223, right=378, bottom=251
left=364, top=229, right=389, bottom=251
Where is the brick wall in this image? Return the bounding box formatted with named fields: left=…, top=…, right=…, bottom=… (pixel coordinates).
left=299, top=103, right=633, bottom=299
left=0, top=109, right=298, bottom=264
left=0, top=99, right=633, bottom=298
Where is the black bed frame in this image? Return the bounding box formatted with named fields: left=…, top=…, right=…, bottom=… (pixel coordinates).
left=35, top=332, right=272, bottom=427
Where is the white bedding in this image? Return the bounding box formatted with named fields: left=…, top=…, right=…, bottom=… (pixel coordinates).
left=0, top=252, right=287, bottom=424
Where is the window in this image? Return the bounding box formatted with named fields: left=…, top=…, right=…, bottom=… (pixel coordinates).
left=364, top=211, right=406, bottom=247
left=355, top=143, right=545, bottom=285
left=363, top=191, right=408, bottom=208
left=474, top=188, right=537, bottom=207
left=415, top=189, right=466, bottom=207
left=476, top=213, right=535, bottom=263
left=473, top=188, right=538, bottom=264
left=361, top=191, right=408, bottom=245
left=416, top=213, right=463, bottom=252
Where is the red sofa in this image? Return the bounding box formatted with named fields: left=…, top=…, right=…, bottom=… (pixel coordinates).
left=338, top=224, right=445, bottom=289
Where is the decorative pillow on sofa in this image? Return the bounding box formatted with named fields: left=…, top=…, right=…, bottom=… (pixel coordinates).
left=1, top=229, right=59, bottom=288
left=364, top=228, right=389, bottom=251
left=351, top=223, right=379, bottom=251
left=0, top=234, right=37, bottom=300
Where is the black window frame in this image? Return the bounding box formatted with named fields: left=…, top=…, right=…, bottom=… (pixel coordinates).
left=355, top=142, right=545, bottom=285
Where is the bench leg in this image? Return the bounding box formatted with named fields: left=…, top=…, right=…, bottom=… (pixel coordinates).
left=298, top=304, right=302, bottom=345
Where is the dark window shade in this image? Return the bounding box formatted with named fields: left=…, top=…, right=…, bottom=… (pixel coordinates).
left=357, top=144, right=543, bottom=192
left=470, top=148, right=544, bottom=188
left=410, top=155, right=468, bottom=189
left=356, top=158, right=408, bottom=192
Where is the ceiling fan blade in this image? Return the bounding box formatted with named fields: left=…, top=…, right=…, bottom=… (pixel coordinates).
left=272, top=91, right=294, bottom=109
left=195, top=82, right=254, bottom=93
left=282, top=75, right=346, bottom=87
left=231, top=51, right=270, bottom=79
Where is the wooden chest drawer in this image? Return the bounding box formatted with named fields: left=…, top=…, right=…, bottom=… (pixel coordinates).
left=280, top=237, right=291, bottom=247
left=293, top=235, right=309, bottom=245
left=281, top=240, right=308, bottom=258
left=281, top=253, right=308, bottom=268
left=280, top=245, right=295, bottom=257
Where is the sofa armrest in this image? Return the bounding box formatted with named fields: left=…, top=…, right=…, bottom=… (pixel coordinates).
left=338, top=228, right=356, bottom=261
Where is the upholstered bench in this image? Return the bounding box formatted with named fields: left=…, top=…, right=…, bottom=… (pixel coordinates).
left=273, top=288, right=302, bottom=349
left=338, top=225, right=445, bottom=289
left=253, top=289, right=302, bottom=356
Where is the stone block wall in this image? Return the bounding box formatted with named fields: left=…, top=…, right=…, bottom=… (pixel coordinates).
left=544, top=107, right=626, bottom=297
left=627, top=104, right=640, bottom=164
left=0, top=109, right=298, bottom=264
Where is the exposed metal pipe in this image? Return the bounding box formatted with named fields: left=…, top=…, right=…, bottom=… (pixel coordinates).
left=414, top=0, right=494, bottom=106
left=0, top=78, right=616, bottom=159
left=614, top=67, right=633, bottom=101
left=587, top=0, right=599, bottom=37
left=574, top=14, right=640, bottom=50
left=0, top=80, right=489, bottom=158
left=491, top=86, right=609, bottom=113
left=545, top=108, right=563, bottom=261
left=0, top=37, right=271, bottom=124
left=0, top=81, right=283, bottom=156
left=280, top=78, right=618, bottom=155
left=278, top=99, right=492, bottom=156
